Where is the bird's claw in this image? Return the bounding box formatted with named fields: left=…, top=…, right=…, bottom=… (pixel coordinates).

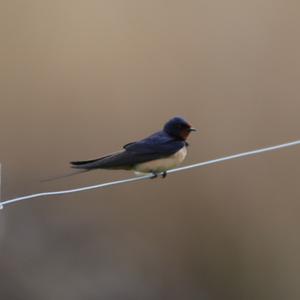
left=150, top=171, right=167, bottom=179
left=150, top=172, right=158, bottom=179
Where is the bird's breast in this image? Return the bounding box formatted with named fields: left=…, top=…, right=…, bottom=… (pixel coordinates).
left=133, top=146, right=187, bottom=174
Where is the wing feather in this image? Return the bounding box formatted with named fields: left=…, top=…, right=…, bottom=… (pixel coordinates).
left=70, top=131, right=185, bottom=170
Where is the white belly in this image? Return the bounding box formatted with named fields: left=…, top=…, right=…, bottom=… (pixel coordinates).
left=133, top=147, right=187, bottom=174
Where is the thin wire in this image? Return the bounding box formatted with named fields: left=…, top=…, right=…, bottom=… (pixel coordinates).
left=0, top=139, right=299, bottom=208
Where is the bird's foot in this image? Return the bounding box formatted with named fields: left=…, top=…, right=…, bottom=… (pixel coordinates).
left=150, top=171, right=167, bottom=179
left=150, top=172, right=158, bottom=179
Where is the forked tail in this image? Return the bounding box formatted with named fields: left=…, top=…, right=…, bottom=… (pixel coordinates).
left=41, top=169, right=89, bottom=182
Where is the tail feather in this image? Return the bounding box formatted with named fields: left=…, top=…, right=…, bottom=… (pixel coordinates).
left=70, top=158, right=100, bottom=166
left=70, top=154, right=114, bottom=169
left=41, top=169, right=89, bottom=182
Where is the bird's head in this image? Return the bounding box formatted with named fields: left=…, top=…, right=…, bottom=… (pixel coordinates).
left=163, top=117, right=196, bottom=140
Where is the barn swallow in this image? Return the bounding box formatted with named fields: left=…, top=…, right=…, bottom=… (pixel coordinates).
left=43, top=117, right=195, bottom=181
left=70, top=116, right=196, bottom=178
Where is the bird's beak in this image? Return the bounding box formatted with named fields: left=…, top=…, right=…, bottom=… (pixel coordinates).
left=189, top=127, right=197, bottom=132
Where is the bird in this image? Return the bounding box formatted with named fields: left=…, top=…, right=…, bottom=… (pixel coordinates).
left=43, top=116, right=196, bottom=181
left=71, top=116, right=196, bottom=177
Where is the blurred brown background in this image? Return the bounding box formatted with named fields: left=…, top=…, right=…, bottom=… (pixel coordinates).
left=1, top=0, right=300, bottom=299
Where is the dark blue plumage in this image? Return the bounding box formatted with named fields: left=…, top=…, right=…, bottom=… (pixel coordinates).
left=70, top=116, right=196, bottom=172
left=124, top=131, right=185, bottom=155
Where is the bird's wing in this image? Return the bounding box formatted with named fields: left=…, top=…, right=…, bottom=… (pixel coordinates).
left=71, top=132, right=185, bottom=170
left=123, top=131, right=183, bottom=154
